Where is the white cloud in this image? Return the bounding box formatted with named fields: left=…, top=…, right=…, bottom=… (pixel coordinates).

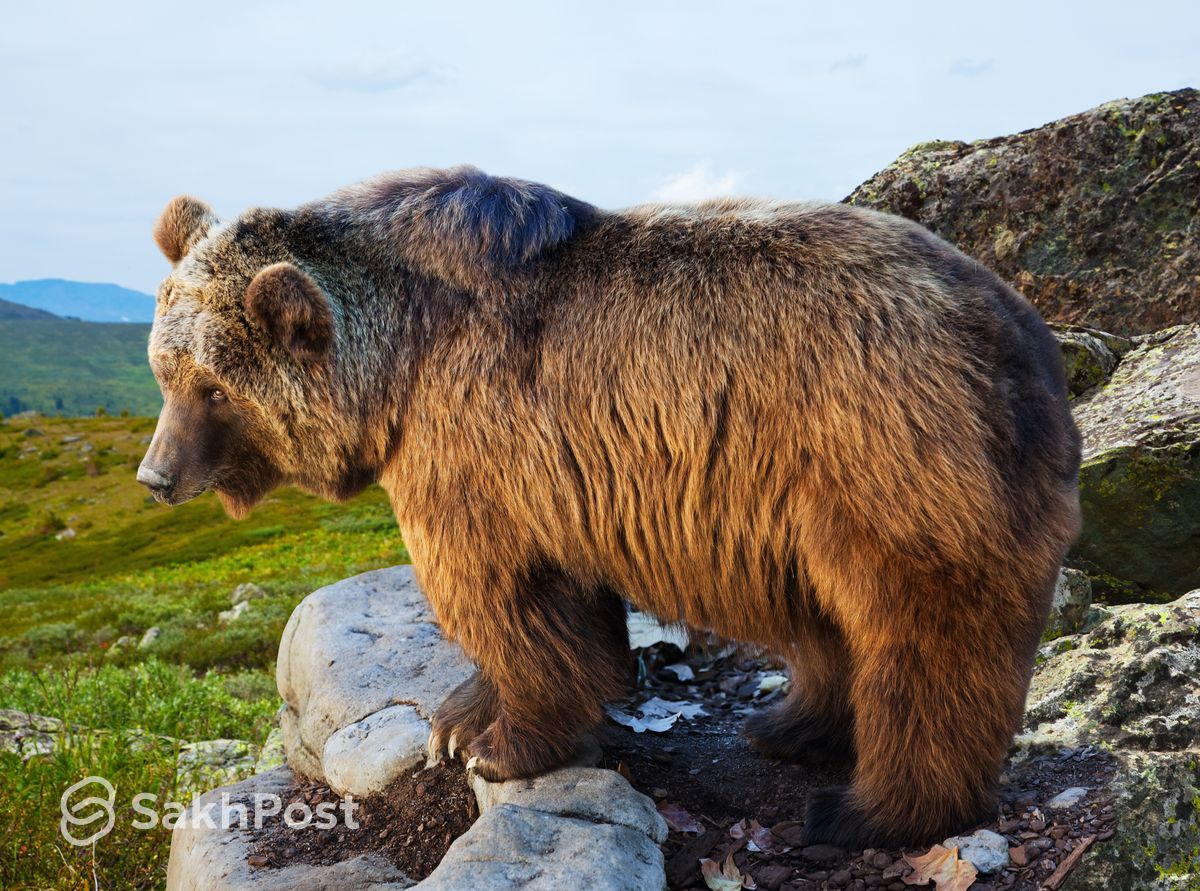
left=650, top=162, right=743, bottom=203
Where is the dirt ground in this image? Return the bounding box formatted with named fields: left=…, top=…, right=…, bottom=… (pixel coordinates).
left=600, top=642, right=1117, bottom=891
left=251, top=639, right=1116, bottom=889
left=250, top=760, right=477, bottom=881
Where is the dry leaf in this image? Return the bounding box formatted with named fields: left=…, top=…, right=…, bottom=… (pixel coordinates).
left=902, top=844, right=978, bottom=891
left=701, top=854, right=757, bottom=890
left=729, top=819, right=788, bottom=855
left=756, top=674, right=788, bottom=694
left=663, top=662, right=695, bottom=681
left=657, top=800, right=703, bottom=834
left=641, top=696, right=708, bottom=720
left=626, top=611, right=691, bottom=649
left=604, top=705, right=679, bottom=733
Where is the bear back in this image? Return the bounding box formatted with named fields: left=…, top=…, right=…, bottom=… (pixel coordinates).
left=318, top=166, right=598, bottom=291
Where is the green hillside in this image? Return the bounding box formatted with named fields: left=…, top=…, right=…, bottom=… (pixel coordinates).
left=0, top=413, right=403, bottom=888
left=0, top=318, right=161, bottom=416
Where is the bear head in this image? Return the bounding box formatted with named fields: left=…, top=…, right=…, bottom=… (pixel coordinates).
left=138, top=166, right=592, bottom=519
left=139, top=196, right=347, bottom=518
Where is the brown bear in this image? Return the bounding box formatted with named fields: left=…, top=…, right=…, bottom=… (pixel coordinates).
left=138, top=166, right=1081, bottom=848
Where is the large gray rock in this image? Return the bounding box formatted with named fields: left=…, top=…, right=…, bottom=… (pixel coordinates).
left=169, top=566, right=670, bottom=890
left=1053, top=326, right=1132, bottom=398
left=470, top=766, right=668, bottom=843
left=1046, top=567, right=1095, bottom=638
left=1022, top=591, right=1200, bottom=753
left=417, top=805, right=665, bottom=891
left=1070, top=324, right=1200, bottom=601
left=1020, top=591, right=1200, bottom=889
left=276, top=566, right=474, bottom=788
left=165, top=767, right=415, bottom=891
left=846, top=88, right=1200, bottom=336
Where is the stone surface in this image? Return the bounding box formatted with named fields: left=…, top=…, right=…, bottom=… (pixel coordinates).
left=323, top=705, right=430, bottom=797
left=1070, top=324, right=1200, bottom=601
left=1044, top=786, right=1089, bottom=809
left=276, top=565, right=473, bottom=781
left=1063, top=752, right=1200, bottom=891
left=176, top=738, right=260, bottom=795
left=165, top=766, right=414, bottom=891
left=1021, top=590, right=1200, bottom=753
left=1046, top=568, right=1094, bottom=638
left=139, top=626, right=162, bottom=649
left=1021, top=591, right=1200, bottom=889
left=218, top=600, right=250, bottom=624
left=231, top=582, right=267, bottom=605
left=847, top=88, right=1200, bottom=335
left=470, top=766, right=668, bottom=843
left=417, top=804, right=665, bottom=891
left=1053, top=326, right=1132, bottom=397
left=942, top=829, right=1009, bottom=874
left=0, top=709, right=62, bottom=759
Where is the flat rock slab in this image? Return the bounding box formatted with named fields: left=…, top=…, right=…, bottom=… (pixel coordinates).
left=276, top=565, right=474, bottom=786
left=418, top=804, right=665, bottom=891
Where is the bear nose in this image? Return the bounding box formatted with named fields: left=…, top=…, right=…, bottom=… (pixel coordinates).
left=137, top=465, right=175, bottom=494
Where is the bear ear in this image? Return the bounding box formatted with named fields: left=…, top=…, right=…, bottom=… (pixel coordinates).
left=244, top=262, right=334, bottom=364
left=153, top=195, right=219, bottom=264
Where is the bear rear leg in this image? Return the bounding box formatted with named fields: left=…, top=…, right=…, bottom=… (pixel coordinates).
left=459, top=568, right=633, bottom=782
left=801, top=574, right=1045, bottom=848
left=744, top=614, right=855, bottom=764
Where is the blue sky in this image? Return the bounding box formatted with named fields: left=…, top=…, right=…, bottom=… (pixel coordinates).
left=1, top=1, right=1196, bottom=294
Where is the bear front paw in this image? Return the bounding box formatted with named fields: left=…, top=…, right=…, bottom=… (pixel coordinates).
left=427, top=672, right=498, bottom=765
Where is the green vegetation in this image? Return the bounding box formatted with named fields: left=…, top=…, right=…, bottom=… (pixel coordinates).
left=0, top=319, right=161, bottom=416
left=0, top=414, right=405, bottom=888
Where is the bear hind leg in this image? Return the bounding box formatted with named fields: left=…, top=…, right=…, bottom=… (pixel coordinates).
left=801, top=572, right=1041, bottom=848
left=744, top=614, right=855, bottom=764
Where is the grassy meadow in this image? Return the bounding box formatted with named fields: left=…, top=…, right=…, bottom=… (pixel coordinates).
left=0, top=413, right=407, bottom=889
left=0, top=319, right=162, bottom=417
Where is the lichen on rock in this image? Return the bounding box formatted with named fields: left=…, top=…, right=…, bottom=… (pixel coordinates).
left=1069, top=324, right=1200, bottom=601
left=847, top=89, right=1200, bottom=335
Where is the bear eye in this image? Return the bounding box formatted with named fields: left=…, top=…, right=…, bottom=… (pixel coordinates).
left=208, top=388, right=226, bottom=403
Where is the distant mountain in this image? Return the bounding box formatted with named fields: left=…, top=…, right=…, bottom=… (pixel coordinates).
left=0, top=298, right=57, bottom=320
left=0, top=319, right=160, bottom=416
left=0, top=279, right=155, bottom=323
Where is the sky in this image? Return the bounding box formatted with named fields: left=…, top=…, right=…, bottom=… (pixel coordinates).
left=1, top=1, right=1196, bottom=295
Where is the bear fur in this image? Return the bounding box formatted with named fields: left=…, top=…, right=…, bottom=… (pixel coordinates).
left=141, top=166, right=1082, bottom=848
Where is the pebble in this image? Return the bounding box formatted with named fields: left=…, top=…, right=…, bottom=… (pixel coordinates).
left=246, top=854, right=269, bottom=868
left=942, top=829, right=1010, bottom=874
left=869, top=851, right=892, bottom=870
left=1009, top=844, right=1028, bottom=867
left=1044, top=786, right=1089, bottom=809
left=830, top=868, right=853, bottom=886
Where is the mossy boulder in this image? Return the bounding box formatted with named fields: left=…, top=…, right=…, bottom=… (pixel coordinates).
left=1019, top=592, right=1200, bottom=890
left=1052, top=325, right=1134, bottom=398
left=847, top=89, right=1200, bottom=335
left=1070, top=324, right=1200, bottom=602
